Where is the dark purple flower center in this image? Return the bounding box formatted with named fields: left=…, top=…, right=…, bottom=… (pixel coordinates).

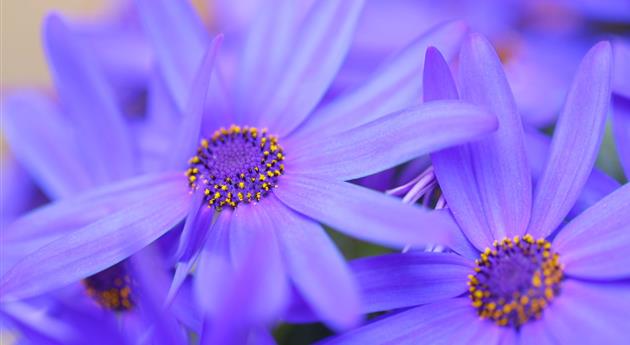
left=187, top=125, right=285, bottom=210
left=83, top=263, right=133, bottom=312
left=468, top=234, right=563, bottom=328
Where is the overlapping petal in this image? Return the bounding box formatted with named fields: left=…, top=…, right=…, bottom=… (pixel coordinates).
left=287, top=100, right=497, bottom=181
left=264, top=195, right=360, bottom=330
left=552, top=184, right=630, bottom=279
left=295, top=20, right=468, bottom=137
left=274, top=174, right=460, bottom=248
left=44, top=14, right=134, bottom=183
left=256, top=0, right=364, bottom=136
left=0, top=179, right=190, bottom=302
left=2, top=92, right=92, bottom=198
left=350, top=252, right=472, bottom=313
left=454, top=33, right=532, bottom=246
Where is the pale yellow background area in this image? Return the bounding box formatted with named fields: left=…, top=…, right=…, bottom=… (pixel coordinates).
left=0, top=0, right=211, bottom=89
left=1, top=0, right=113, bottom=88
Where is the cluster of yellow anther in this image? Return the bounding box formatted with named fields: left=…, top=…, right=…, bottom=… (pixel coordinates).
left=84, top=275, right=133, bottom=312
left=468, top=234, right=563, bottom=328
left=186, top=125, right=285, bottom=210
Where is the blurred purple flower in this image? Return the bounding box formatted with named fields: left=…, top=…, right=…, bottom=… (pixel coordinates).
left=1, top=0, right=499, bottom=332
left=322, top=36, right=628, bottom=344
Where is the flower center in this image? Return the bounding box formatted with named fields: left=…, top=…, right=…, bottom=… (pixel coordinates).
left=83, top=264, right=133, bottom=312
left=186, top=125, right=285, bottom=210
left=468, top=234, right=563, bottom=328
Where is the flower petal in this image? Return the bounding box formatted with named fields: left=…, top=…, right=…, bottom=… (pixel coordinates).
left=227, top=203, right=289, bottom=319
left=350, top=252, right=472, bottom=313
left=321, top=298, right=484, bottom=345
left=274, top=174, right=460, bottom=248
left=294, top=20, right=468, bottom=138
left=539, top=280, right=630, bottom=344
left=133, top=0, right=209, bottom=110
left=264, top=195, right=360, bottom=330
left=524, top=128, right=620, bottom=218
left=233, top=0, right=300, bottom=123
left=4, top=173, right=183, bottom=246
left=612, top=95, right=630, bottom=178
left=169, top=35, right=223, bottom=169
left=255, top=0, right=364, bottom=137
left=1, top=91, right=92, bottom=198
left=434, top=33, right=532, bottom=249
left=527, top=42, right=613, bottom=239
left=287, top=100, right=497, bottom=181
left=44, top=14, right=134, bottom=183
left=552, top=183, right=630, bottom=279
left=0, top=179, right=190, bottom=302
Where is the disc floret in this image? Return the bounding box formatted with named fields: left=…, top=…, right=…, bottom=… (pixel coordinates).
left=186, top=125, right=285, bottom=210
left=468, top=234, right=563, bottom=328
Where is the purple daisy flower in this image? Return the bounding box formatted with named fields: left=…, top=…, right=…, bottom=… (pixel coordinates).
left=2, top=0, right=498, bottom=332
left=321, top=35, right=627, bottom=344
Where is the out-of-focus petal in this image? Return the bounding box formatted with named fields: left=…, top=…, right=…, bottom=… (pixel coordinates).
left=350, top=252, right=472, bottom=313
left=2, top=91, right=92, bottom=198
left=233, top=0, right=300, bottom=123
left=44, top=14, right=134, bottom=183
left=256, top=0, right=364, bottom=137
left=294, top=20, right=468, bottom=138
left=0, top=176, right=190, bottom=302
left=287, top=100, right=496, bottom=181
left=552, top=184, right=630, bottom=279
left=133, top=0, right=208, bottom=109
left=265, top=195, right=360, bottom=331
left=274, top=174, right=460, bottom=248
left=527, top=42, right=612, bottom=239
left=169, top=35, right=223, bottom=169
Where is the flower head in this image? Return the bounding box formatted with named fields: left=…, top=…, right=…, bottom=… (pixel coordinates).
left=322, top=35, right=628, bottom=344
left=1, top=0, right=498, bottom=332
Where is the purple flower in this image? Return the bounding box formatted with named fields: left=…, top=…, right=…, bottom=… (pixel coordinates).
left=2, top=0, right=498, bottom=332
left=322, top=36, right=628, bottom=344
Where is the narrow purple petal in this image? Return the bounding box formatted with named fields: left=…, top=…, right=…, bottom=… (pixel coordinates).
left=44, top=14, right=134, bottom=183
left=264, top=195, right=360, bottom=331
left=350, top=252, right=472, bottom=313
left=287, top=100, right=497, bottom=181
left=552, top=184, right=630, bottom=279
left=169, top=35, right=223, bottom=169
left=1, top=91, right=92, bottom=198
left=527, top=42, right=613, bottom=239
left=321, top=298, right=483, bottom=345
left=518, top=320, right=557, bottom=345
left=0, top=177, right=190, bottom=301
left=612, top=95, right=630, bottom=177
left=274, top=174, right=460, bottom=248
left=539, top=280, right=630, bottom=344
left=524, top=129, right=620, bottom=218
left=256, top=0, right=364, bottom=137
left=233, top=0, right=300, bottom=123
left=453, top=33, right=532, bottom=246
left=227, top=204, right=289, bottom=318
left=133, top=0, right=209, bottom=110
left=191, top=222, right=234, bottom=312
left=295, top=21, right=468, bottom=138
left=4, top=173, right=183, bottom=246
